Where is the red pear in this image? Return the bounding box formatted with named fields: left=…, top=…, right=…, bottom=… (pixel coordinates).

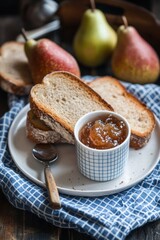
left=112, top=17, right=159, bottom=84
left=24, top=38, right=80, bottom=84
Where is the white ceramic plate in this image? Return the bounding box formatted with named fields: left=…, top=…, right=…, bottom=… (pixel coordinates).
left=8, top=104, right=160, bottom=197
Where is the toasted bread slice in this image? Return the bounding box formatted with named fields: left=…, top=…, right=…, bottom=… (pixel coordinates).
left=29, top=71, right=113, bottom=143
left=26, top=110, right=68, bottom=144
left=89, top=76, right=155, bottom=149
left=0, top=41, right=33, bottom=95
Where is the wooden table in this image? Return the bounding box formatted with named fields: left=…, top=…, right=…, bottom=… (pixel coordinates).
left=0, top=87, right=160, bottom=240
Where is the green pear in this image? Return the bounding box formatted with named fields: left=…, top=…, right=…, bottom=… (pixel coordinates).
left=112, top=19, right=160, bottom=84
left=73, top=8, right=117, bottom=67
left=23, top=37, right=80, bottom=84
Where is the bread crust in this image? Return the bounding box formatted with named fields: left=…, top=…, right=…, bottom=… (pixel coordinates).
left=0, top=41, right=33, bottom=95
left=26, top=111, right=70, bottom=144
left=130, top=133, right=151, bottom=150
left=89, top=76, right=155, bottom=149
left=30, top=101, right=75, bottom=144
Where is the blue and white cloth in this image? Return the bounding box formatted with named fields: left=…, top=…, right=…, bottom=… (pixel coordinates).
left=0, top=78, right=160, bottom=240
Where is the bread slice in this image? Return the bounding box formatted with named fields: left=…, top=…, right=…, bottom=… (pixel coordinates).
left=0, top=41, right=33, bottom=95
left=29, top=71, right=113, bottom=143
left=89, top=76, right=155, bottom=149
left=26, top=110, right=68, bottom=144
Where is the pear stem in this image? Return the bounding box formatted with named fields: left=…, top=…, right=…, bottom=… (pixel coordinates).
left=90, top=0, right=96, bottom=12
left=21, top=28, right=28, bottom=42
left=122, top=16, right=128, bottom=28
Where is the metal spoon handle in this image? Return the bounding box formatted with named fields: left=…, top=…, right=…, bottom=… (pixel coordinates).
left=44, top=165, right=61, bottom=209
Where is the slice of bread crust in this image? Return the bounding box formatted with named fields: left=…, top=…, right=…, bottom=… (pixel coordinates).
left=89, top=76, right=155, bottom=149
left=29, top=71, right=113, bottom=143
left=26, top=110, right=68, bottom=144
left=0, top=41, right=33, bottom=95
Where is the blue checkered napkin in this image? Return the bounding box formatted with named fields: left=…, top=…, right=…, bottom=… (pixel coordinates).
left=0, top=81, right=160, bottom=240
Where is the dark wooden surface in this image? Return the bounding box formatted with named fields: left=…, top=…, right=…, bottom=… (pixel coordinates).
left=0, top=80, right=160, bottom=240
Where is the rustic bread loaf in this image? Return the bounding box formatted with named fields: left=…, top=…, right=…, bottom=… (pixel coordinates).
left=0, top=41, right=33, bottom=95
left=29, top=71, right=113, bottom=143
left=89, top=76, right=155, bottom=149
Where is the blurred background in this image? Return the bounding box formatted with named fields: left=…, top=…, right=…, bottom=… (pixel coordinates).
left=0, top=0, right=159, bottom=45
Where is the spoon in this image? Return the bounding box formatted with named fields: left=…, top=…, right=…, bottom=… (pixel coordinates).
left=32, top=143, right=61, bottom=209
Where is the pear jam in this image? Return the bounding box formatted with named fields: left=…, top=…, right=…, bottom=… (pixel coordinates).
left=79, top=114, right=128, bottom=150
